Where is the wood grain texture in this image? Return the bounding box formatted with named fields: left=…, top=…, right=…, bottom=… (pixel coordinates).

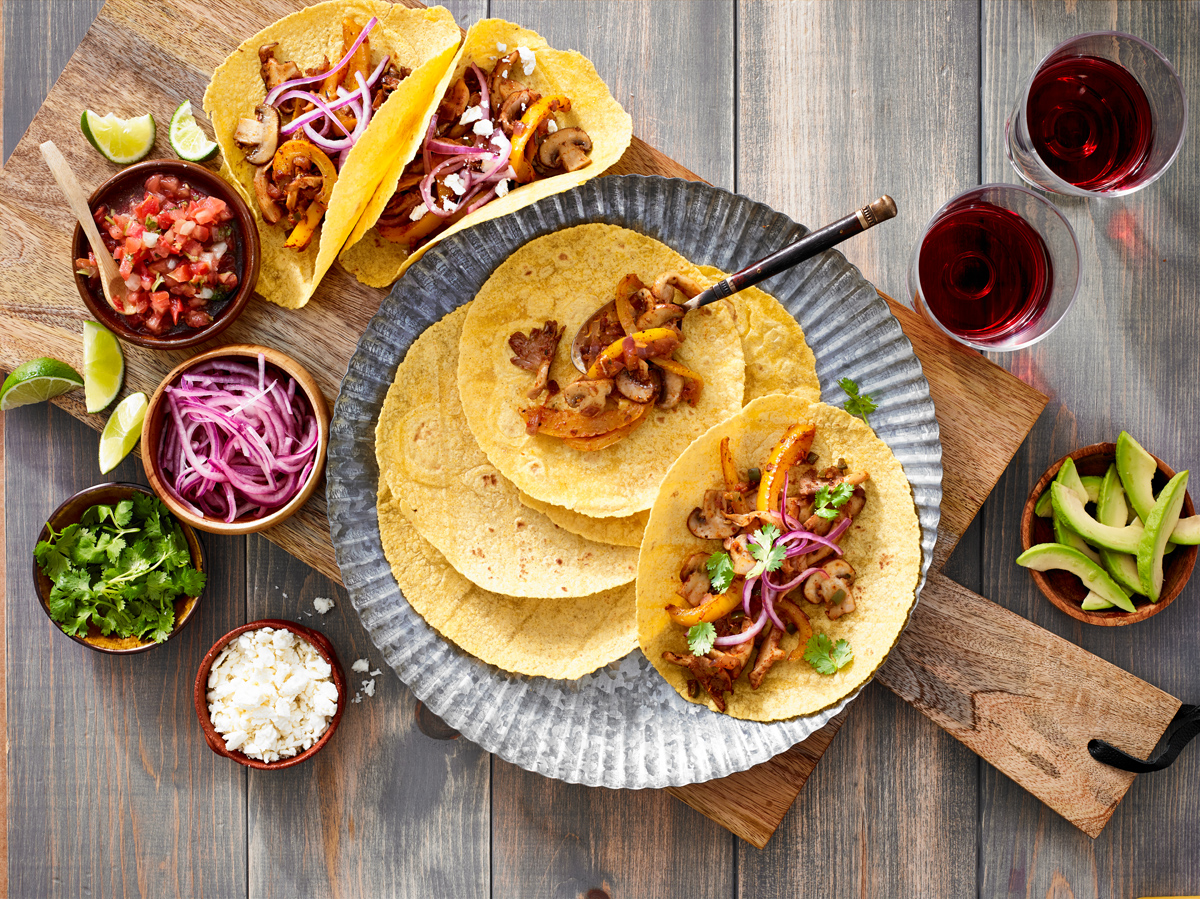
left=877, top=571, right=1179, bottom=838
left=482, top=3, right=737, bottom=893
left=978, top=2, right=1200, bottom=895
left=5, top=405, right=248, bottom=899
left=245, top=535, right=491, bottom=899
left=736, top=5, right=983, bottom=894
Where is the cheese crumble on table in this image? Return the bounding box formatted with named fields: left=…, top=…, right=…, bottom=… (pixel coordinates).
left=207, top=627, right=339, bottom=762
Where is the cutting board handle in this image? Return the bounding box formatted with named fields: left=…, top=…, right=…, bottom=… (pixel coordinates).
left=1090, top=704, right=1200, bottom=773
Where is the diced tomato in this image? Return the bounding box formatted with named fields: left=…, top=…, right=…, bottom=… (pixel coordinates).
left=124, top=236, right=143, bottom=257
left=145, top=174, right=161, bottom=194
left=191, top=225, right=210, bottom=243
left=134, top=194, right=161, bottom=219
left=216, top=271, right=238, bottom=288
left=169, top=295, right=185, bottom=325
left=150, top=291, right=171, bottom=315
left=184, top=309, right=213, bottom=329
left=118, top=253, right=134, bottom=279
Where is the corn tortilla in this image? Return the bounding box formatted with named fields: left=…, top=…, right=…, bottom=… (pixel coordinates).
left=377, top=482, right=637, bottom=679
left=636, top=395, right=921, bottom=721
left=457, top=224, right=746, bottom=519
left=517, top=491, right=648, bottom=548
left=377, top=305, right=637, bottom=598
left=204, top=1, right=461, bottom=308
left=339, top=19, right=633, bottom=288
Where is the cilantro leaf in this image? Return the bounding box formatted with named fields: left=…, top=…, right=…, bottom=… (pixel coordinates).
left=838, top=377, right=878, bottom=426
left=814, top=482, right=855, bottom=520
left=706, top=552, right=735, bottom=594
left=803, top=634, right=854, bottom=676
left=747, top=525, right=785, bottom=578
left=687, top=622, right=717, bottom=656
left=33, top=495, right=198, bottom=644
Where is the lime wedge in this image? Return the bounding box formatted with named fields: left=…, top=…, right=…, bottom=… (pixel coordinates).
left=0, top=357, right=84, bottom=410
left=169, top=100, right=219, bottom=162
left=83, top=321, right=125, bottom=413
left=99, top=392, right=147, bottom=474
left=81, top=110, right=156, bottom=164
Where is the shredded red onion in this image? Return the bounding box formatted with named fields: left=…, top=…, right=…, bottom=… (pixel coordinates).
left=714, top=606, right=769, bottom=647
left=265, top=17, right=378, bottom=106
left=158, top=353, right=318, bottom=522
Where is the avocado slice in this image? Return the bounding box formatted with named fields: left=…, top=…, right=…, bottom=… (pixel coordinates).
left=1051, top=482, right=1144, bottom=554
left=1016, top=543, right=1136, bottom=612
left=1080, top=591, right=1115, bottom=611
left=1035, top=473, right=1102, bottom=517
left=1116, top=431, right=1158, bottom=522
left=1050, top=461, right=1102, bottom=562
left=1095, top=464, right=1143, bottom=595
left=1115, top=431, right=1196, bottom=545
left=1136, top=470, right=1189, bottom=602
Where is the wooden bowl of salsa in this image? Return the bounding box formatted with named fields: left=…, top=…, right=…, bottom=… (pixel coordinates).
left=72, top=159, right=260, bottom=350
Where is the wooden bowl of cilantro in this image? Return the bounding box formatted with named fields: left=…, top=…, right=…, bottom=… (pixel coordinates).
left=32, top=483, right=206, bottom=653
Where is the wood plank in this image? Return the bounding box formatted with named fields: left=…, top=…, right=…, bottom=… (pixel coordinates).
left=877, top=572, right=1179, bottom=838
left=485, top=3, right=735, bottom=896
left=733, top=5, right=985, bottom=888
left=5, top=404, right=248, bottom=898
left=978, top=0, right=1200, bottom=893
left=245, top=534, right=491, bottom=899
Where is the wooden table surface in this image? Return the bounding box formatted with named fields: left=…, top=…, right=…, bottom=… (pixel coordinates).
left=4, top=1, right=1199, bottom=897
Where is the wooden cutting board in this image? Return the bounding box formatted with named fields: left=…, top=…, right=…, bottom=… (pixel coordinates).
left=0, top=0, right=1180, bottom=849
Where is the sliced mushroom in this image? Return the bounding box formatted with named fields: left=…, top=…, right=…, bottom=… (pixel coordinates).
left=259, top=44, right=301, bottom=90
left=499, top=89, right=539, bottom=137
left=614, top=367, right=658, bottom=403
left=438, top=77, right=470, bottom=123
left=252, top=165, right=283, bottom=224
left=686, top=489, right=738, bottom=539
left=488, top=51, right=523, bottom=106
left=658, top=368, right=685, bottom=409
left=724, top=534, right=757, bottom=576
left=235, top=105, right=281, bottom=166
left=676, top=552, right=712, bottom=607
left=537, top=127, right=593, bottom=172
left=561, top=378, right=613, bottom=417
left=821, top=559, right=856, bottom=584
left=635, top=303, right=685, bottom=330
left=652, top=272, right=706, bottom=304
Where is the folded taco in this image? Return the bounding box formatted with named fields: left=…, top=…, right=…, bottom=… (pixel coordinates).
left=339, top=19, right=633, bottom=287
left=204, top=0, right=461, bottom=308
left=636, top=394, right=921, bottom=721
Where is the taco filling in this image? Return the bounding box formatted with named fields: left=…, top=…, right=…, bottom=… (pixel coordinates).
left=661, top=425, right=870, bottom=712
left=375, top=49, right=593, bottom=253
left=233, top=16, right=410, bottom=250
left=508, top=271, right=705, bottom=451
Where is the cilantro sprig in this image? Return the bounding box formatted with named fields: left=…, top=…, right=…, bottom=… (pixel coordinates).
left=814, top=482, right=855, bottom=520
left=706, top=551, right=735, bottom=594
left=687, top=622, right=717, bottom=656
left=803, top=634, right=854, bottom=675
left=838, top=377, right=878, bottom=426
left=747, top=524, right=785, bottom=579
left=34, top=493, right=206, bottom=643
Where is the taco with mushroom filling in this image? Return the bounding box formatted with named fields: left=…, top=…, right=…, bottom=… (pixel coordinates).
left=339, top=19, right=633, bottom=288
left=636, top=394, right=921, bottom=721
left=204, top=0, right=461, bottom=308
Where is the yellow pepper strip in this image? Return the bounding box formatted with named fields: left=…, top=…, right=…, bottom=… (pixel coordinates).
left=510, top=95, right=572, bottom=183
left=583, top=328, right=683, bottom=380
left=283, top=202, right=325, bottom=250
left=666, top=582, right=744, bottom=627
left=720, top=437, right=739, bottom=493
left=756, top=424, right=816, bottom=512
left=561, top=409, right=650, bottom=451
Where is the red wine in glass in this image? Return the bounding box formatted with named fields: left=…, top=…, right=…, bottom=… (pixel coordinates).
left=917, top=201, right=1053, bottom=342
left=1027, top=55, right=1153, bottom=191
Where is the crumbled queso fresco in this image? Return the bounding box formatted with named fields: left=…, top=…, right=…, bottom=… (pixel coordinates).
left=207, top=627, right=339, bottom=762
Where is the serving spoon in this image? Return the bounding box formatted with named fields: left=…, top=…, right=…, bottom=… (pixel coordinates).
left=570, top=195, right=898, bottom=371
left=40, top=140, right=126, bottom=313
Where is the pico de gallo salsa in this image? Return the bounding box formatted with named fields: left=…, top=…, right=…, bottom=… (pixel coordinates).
left=76, top=174, right=241, bottom=337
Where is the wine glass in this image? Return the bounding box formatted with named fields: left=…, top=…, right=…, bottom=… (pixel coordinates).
left=1005, top=32, right=1187, bottom=197
left=909, top=184, right=1081, bottom=352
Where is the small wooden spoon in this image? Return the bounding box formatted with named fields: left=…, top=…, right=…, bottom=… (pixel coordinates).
left=40, top=140, right=126, bottom=313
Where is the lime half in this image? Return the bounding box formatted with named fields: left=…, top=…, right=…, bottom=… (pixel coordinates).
left=169, top=100, right=219, bottom=162
left=81, top=110, right=156, bottom=164
left=83, top=321, right=125, bottom=413
left=0, top=358, right=84, bottom=410
left=99, top=392, right=148, bottom=474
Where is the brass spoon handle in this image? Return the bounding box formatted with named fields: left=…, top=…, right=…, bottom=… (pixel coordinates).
left=682, top=195, right=897, bottom=311
left=39, top=140, right=125, bottom=312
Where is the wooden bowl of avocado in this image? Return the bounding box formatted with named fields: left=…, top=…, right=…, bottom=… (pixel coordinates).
left=1019, top=440, right=1197, bottom=626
